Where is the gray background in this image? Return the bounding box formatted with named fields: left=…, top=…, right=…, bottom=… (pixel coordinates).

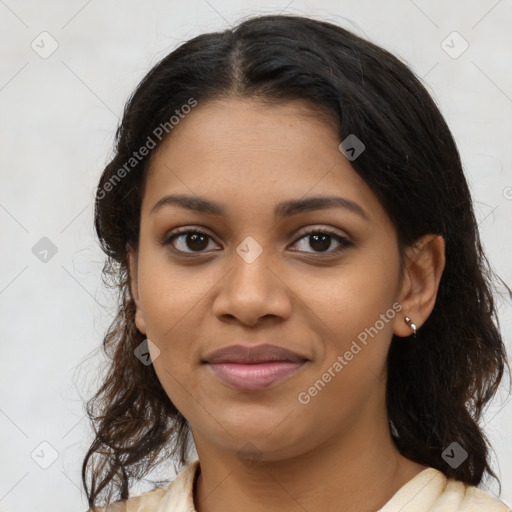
left=1, top=1, right=511, bottom=510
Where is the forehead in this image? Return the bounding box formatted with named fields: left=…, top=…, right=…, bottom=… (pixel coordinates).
left=142, top=97, right=388, bottom=226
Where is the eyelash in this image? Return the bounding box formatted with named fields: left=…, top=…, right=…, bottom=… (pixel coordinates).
left=161, top=226, right=354, bottom=257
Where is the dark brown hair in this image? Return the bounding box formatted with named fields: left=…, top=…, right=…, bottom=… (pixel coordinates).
left=83, top=13, right=510, bottom=510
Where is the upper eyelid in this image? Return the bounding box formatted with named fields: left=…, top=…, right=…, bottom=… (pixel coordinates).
left=294, top=225, right=350, bottom=239
left=165, top=225, right=352, bottom=248
left=167, top=224, right=350, bottom=238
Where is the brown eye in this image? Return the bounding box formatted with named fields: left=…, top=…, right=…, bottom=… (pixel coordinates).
left=290, top=229, right=354, bottom=255
left=163, top=228, right=219, bottom=254
left=162, top=226, right=353, bottom=257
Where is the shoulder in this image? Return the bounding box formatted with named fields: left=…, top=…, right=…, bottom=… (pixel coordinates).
left=440, top=478, right=511, bottom=511
left=85, top=459, right=200, bottom=512
left=85, top=486, right=167, bottom=512
left=380, top=467, right=511, bottom=511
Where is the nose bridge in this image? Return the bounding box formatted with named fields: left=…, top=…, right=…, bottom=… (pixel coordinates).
left=213, top=234, right=291, bottom=324
left=229, top=234, right=276, bottom=299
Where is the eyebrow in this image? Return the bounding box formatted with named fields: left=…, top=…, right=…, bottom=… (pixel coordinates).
left=150, top=194, right=369, bottom=221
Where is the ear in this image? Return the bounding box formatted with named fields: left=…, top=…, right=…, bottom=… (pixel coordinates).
left=127, top=244, right=147, bottom=336
left=393, top=234, right=446, bottom=337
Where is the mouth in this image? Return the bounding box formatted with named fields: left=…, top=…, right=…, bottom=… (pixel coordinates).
left=202, top=343, right=309, bottom=391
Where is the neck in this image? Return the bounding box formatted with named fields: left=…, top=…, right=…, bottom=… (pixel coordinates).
left=192, top=416, right=427, bottom=512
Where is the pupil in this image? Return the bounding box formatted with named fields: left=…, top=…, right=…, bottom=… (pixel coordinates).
left=310, top=234, right=330, bottom=252
left=188, top=233, right=208, bottom=251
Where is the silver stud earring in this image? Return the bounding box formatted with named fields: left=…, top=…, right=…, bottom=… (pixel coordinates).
left=404, top=316, right=417, bottom=338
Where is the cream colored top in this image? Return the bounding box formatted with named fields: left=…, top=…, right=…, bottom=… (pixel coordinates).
left=92, top=459, right=511, bottom=511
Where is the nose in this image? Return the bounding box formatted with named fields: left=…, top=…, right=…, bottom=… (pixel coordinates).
left=212, top=246, right=292, bottom=327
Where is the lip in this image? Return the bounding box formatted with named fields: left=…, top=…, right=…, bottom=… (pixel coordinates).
left=203, top=343, right=308, bottom=364
left=202, top=344, right=309, bottom=391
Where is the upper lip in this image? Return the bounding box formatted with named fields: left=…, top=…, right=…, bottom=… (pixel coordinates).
left=202, top=344, right=309, bottom=364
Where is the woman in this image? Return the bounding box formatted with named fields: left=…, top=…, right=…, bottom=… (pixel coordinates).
left=83, top=13, right=511, bottom=512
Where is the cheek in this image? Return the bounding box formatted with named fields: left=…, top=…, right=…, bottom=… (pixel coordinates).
left=137, top=248, right=207, bottom=334
left=291, top=248, right=400, bottom=408
left=136, top=253, right=217, bottom=391
left=292, top=247, right=399, bottom=341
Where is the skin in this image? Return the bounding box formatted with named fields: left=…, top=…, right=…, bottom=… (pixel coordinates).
left=127, top=97, right=446, bottom=512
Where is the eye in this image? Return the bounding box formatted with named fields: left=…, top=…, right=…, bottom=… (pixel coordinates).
left=162, top=226, right=353, bottom=257
left=162, top=227, right=220, bottom=254
left=290, top=227, right=354, bottom=255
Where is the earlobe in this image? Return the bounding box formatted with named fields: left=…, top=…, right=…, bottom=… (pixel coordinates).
left=127, top=246, right=147, bottom=335
left=393, top=234, right=445, bottom=338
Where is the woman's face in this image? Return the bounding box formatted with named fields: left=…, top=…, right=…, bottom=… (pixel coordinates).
left=129, top=97, right=408, bottom=461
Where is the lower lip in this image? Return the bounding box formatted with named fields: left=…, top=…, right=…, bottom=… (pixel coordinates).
left=206, top=361, right=306, bottom=391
